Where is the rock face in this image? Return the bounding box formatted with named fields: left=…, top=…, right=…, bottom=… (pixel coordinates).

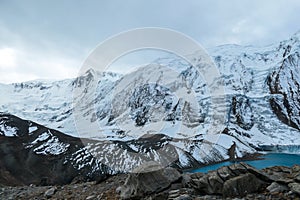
left=116, top=162, right=300, bottom=199
left=268, top=51, right=300, bottom=130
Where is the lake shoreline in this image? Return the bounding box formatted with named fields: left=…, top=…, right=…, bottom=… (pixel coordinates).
left=182, top=152, right=264, bottom=173
left=188, top=152, right=300, bottom=174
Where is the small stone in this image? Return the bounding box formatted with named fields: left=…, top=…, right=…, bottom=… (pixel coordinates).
left=174, top=194, right=192, bottom=200
left=266, top=182, right=289, bottom=193
left=44, top=187, right=57, bottom=198
left=116, top=186, right=122, bottom=194
left=169, top=193, right=179, bottom=198
left=86, top=195, right=95, bottom=200
left=169, top=189, right=180, bottom=194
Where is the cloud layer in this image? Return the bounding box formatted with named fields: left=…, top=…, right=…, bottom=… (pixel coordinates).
left=0, top=0, right=300, bottom=83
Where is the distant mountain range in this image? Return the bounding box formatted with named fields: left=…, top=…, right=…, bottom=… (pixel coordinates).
left=1, top=31, right=300, bottom=185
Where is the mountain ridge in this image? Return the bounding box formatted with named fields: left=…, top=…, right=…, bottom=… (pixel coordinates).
left=0, top=32, right=300, bottom=181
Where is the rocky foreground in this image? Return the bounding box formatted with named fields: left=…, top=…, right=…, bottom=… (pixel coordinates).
left=1, top=162, right=300, bottom=200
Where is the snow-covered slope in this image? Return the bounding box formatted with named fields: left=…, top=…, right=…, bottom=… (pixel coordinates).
left=209, top=31, right=300, bottom=148
left=0, top=113, right=251, bottom=182
left=1, top=32, right=300, bottom=174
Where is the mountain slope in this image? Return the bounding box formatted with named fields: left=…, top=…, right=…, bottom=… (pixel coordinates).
left=0, top=32, right=300, bottom=180
left=0, top=113, right=255, bottom=186
left=0, top=113, right=110, bottom=186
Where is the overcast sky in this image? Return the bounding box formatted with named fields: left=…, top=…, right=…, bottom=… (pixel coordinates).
left=1, top=0, right=300, bottom=83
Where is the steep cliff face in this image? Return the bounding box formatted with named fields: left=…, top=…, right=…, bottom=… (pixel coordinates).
left=209, top=32, right=300, bottom=149
left=268, top=52, right=300, bottom=130
left=230, top=95, right=254, bottom=131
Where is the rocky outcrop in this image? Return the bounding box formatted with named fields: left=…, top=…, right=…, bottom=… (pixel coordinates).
left=2, top=163, right=300, bottom=199
left=188, top=162, right=270, bottom=197
left=118, top=162, right=300, bottom=199
left=230, top=95, right=254, bottom=130
left=268, top=52, right=300, bottom=130
left=118, top=162, right=181, bottom=199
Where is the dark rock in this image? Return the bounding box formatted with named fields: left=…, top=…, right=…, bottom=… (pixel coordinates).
left=181, top=173, right=192, bottom=187
left=170, top=183, right=182, bottom=190
left=119, top=162, right=181, bottom=199
left=230, top=95, right=254, bottom=130
left=277, top=178, right=294, bottom=184
left=294, top=174, right=300, bottom=183
left=222, top=173, right=265, bottom=197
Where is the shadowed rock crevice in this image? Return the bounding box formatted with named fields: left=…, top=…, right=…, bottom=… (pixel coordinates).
left=268, top=52, right=300, bottom=130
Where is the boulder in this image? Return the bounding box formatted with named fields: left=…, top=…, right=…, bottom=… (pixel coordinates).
left=288, top=182, right=300, bottom=195
left=222, top=173, right=265, bottom=197
left=119, top=162, right=181, bottom=199
left=266, top=182, right=289, bottom=193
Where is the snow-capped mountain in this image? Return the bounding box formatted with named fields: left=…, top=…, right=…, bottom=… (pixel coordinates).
left=210, top=31, right=300, bottom=148
left=1, top=32, right=300, bottom=178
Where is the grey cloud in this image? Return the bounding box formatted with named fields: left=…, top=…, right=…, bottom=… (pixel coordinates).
left=0, top=0, right=300, bottom=83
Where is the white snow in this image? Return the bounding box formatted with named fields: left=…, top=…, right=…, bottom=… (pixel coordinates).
left=28, top=126, right=38, bottom=134
left=0, top=123, right=18, bottom=137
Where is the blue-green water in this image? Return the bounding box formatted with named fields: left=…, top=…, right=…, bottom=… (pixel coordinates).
left=190, top=153, right=300, bottom=173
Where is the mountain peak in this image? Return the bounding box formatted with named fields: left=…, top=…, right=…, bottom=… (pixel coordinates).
left=83, top=68, right=97, bottom=77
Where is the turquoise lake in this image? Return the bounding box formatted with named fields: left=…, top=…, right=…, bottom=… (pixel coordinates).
left=190, top=153, right=300, bottom=173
